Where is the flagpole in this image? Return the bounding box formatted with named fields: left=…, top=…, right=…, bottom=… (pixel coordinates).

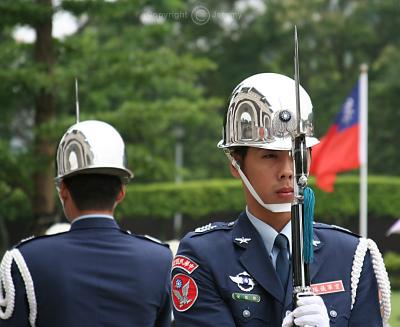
left=359, top=64, right=368, bottom=237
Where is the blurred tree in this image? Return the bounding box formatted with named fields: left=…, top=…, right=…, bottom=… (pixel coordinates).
left=0, top=0, right=56, bottom=237
left=57, top=0, right=225, bottom=182
left=1, top=0, right=400, bottom=246
left=177, top=0, right=400, bottom=174
left=33, top=0, right=56, bottom=226
left=0, top=0, right=223, bottom=242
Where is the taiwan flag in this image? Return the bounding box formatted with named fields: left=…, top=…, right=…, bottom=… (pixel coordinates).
left=310, top=80, right=365, bottom=192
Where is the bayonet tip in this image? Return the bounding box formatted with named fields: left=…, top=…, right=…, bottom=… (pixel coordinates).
left=75, top=78, right=80, bottom=123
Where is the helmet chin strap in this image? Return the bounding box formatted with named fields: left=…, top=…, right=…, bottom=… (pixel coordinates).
left=225, top=151, right=291, bottom=213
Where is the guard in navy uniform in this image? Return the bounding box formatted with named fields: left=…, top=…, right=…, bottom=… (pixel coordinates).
left=172, top=73, right=390, bottom=326
left=0, top=120, right=172, bottom=327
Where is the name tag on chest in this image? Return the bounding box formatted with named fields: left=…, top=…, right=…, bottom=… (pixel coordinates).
left=310, top=280, right=345, bottom=295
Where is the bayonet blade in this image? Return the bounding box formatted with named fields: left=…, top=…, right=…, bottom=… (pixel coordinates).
left=75, top=78, right=80, bottom=123
left=294, top=26, right=301, bottom=135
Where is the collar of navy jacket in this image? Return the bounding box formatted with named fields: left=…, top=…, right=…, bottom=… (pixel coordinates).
left=231, top=212, right=324, bottom=307
left=70, top=217, right=120, bottom=231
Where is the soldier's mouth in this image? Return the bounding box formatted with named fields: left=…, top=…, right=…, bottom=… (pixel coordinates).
left=276, top=187, right=294, bottom=199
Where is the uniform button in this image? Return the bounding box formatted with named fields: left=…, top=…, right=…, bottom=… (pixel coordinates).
left=242, top=309, right=251, bottom=318
left=329, top=310, right=337, bottom=318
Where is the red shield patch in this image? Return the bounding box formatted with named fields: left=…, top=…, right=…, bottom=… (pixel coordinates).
left=172, top=273, right=198, bottom=312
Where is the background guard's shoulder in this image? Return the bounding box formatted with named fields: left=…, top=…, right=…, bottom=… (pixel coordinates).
left=14, top=231, right=69, bottom=249
left=313, top=222, right=360, bottom=238
left=122, top=230, right=170, bottom=248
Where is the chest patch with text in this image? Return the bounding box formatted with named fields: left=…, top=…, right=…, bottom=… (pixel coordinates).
left=311, top=280, right=345, bottom=295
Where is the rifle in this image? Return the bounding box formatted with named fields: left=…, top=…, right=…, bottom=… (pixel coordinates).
left=291, top=26, right=315, bottom=316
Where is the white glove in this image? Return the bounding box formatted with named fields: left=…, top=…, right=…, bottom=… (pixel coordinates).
left=281, top=295, right=330, bottom=327
left=282, top=312, right=295, bottom=327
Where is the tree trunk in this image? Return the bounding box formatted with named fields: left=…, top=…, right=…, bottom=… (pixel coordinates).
left=32, top=0, right=56, bottom=231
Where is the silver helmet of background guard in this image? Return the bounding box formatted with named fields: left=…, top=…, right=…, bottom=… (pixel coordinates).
left=217, top=73, right=319, bottom=150
left=55, top=120, right=133, bottom=184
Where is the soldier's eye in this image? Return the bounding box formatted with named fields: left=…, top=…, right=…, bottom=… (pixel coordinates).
left=263, top=154, right=276, bottom=159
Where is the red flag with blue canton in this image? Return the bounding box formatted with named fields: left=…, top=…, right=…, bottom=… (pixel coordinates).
left=310, top=81, right=360, bottom=192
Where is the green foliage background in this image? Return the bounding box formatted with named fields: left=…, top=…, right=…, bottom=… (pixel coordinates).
left=118, top=175, right=400, bottom=222
left=1, top=2, right=400, bottom=321
left=1, top=0, right=400, bottom=246
left=389, top=291, right=400, bottom=327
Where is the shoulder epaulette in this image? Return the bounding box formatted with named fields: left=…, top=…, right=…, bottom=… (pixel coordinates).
left=129, top=232, right=170, bottom=248
left=14, top=235, right=36, bottom=248
left=190, top=221, right=236, bottom=236
left=14, top=231, right=69, bottom=248
left=313, top=222, right=360, bottom=237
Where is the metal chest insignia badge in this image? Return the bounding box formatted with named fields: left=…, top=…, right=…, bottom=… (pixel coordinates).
left=229, top=271, right=256, bottom=292
left=312, top=240, right=321, bottom=247
left=172, top=273, right=198, bottom=312
left=234, top=237, right=251, bottom=244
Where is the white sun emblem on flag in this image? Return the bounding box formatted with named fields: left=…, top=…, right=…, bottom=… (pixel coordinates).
left=342, top=97, right=354, bottom=125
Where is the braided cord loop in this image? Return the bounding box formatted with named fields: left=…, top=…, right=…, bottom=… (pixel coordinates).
left=351, top=238, right=391, bottom=324
left=0, top=249, right=37, bottom=327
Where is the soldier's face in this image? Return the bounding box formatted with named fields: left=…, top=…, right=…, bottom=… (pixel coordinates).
left=241, top=148, right=294, bottom=204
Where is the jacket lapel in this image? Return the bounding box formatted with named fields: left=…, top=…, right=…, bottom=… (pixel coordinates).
left=310, top=231, right=324, bottom=281
left=284, top=265, right=293, bottom=308
left=284, top=229, right=324, bottom=309
left=233, top=213, right=285, bottom=304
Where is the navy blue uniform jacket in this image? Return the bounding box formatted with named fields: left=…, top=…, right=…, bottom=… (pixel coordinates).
left=1, top=217, right=172, bottom=327
left=172, top=212, right=382, bottom=326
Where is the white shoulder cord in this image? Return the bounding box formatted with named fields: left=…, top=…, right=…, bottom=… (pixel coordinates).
left=351, top=238, right=391, bottom=325
left=0, top=249, right=37, bottom=327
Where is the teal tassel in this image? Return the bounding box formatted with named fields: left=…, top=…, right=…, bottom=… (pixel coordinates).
left=303, top=187, right=315, bottom=264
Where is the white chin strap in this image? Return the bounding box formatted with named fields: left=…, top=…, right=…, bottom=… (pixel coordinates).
left=226, top=152, right=291, bottom=213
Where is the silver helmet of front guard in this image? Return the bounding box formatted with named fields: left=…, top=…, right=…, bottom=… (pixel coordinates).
left=55, top=120, right=133, bottom=184
left=217, top=73, right=319, bottom=151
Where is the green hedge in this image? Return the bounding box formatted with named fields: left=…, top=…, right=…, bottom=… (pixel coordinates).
left=119, top=179, right=245, bottom=219
left=117, top=175, right=400, bottom=221
left=384, top=251, right=400, bottom=290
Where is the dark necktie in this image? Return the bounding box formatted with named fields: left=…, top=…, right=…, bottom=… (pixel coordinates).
left=274, top=233, right=290, bottom=290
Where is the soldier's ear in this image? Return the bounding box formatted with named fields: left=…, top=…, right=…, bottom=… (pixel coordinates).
left=229, top=158, right=241, bottom=179
left=59, top=181, right=69, bottom=202
left=115, top=185, right=126, bottom=204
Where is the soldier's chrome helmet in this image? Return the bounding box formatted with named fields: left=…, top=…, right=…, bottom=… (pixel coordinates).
left=218, top=73, right=319, bottom=150
left=55, top=120, right=133, bottom=184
